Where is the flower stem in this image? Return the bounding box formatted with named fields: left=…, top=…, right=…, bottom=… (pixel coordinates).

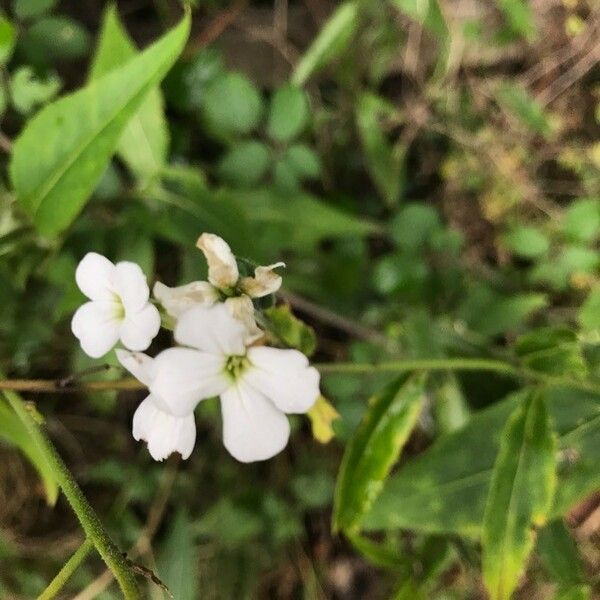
left=37, top=538, right=93, bottom=600
left=0, top=358, right=599, bottom=395
left=315, top=358, right=600, bottom=395
left=4, top=390, right=140, bottom=599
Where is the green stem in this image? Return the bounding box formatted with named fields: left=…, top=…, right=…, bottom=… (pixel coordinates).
left=315, top=358, right=600, bottom=395
left=38, top=538, right=93, bottom=600
left=4, top=390, right=140, bottom=599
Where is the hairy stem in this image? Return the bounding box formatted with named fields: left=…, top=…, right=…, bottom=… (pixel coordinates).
left=4, top=390, right=140, bottom=599
left=1, top=358, right=600, bottom=395
left=38, top=538, right=93, bottom=600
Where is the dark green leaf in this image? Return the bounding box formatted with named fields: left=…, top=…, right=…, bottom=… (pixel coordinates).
left=284, top=144, right=321, bottom=180
left=217, top=141, right=270, bottom=188
left=333, top=374, right=425, bottom=531
left=157, top=509, right=199, bottom=600
left=267, top=84, right=309, bottom=142
left=21, top=16, right=90, bottom=63
left=356, top=93, right=404, bottom=207
left=362, top=387, right=599, bottom=537
left=0, top=395, right=58, bottom=505
left=481, top=392, right=556, bottom=600
left=537, top=520, right=585, bottom=587
left=497, top=83, right=551, bottom=137
left=202, top=72, right=262, bottom=136
left=13, top=0, right=57, bottom=20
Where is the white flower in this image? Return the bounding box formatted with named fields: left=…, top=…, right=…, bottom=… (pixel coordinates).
left=118, top=303, right=320, bottom=463
left=71, top=253, right=161, bottom=358
left=153, top=233, right=284, bottom=340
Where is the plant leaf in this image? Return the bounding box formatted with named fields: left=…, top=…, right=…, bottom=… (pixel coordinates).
left=292, top=1, right=359, bottom=86
left=9, top=13, right=190, bottom=237
left=356, top=93, right=404, bottom=207
left=0, top=395, right=58, bottom=505
left=157, top=509, right=199, bottom=600
left=361, top=387, right=600, bottom=537
left=481, top=392, right=557, bottom=600
left=333, top=373, right=425, bottom=532
left=89, top=5, right=169, bottom=183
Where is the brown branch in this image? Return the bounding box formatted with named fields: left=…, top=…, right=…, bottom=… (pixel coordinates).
left=184, top=0, right=248, bottom=57
left=0, top=378, right=145, bottom=393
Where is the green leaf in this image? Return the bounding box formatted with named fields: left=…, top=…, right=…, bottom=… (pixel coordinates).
left=502, top=225, right=550, bottom=259
left=89, top=5, right=169, bottom=183
left=537, top=520, right=586, bottom=587
left=579, top=287, right=600, bottom=330
left=356, top=93, right=404, bottom=207
left=555, top=585, right=592, bottom=600
left=497, top=0, right=536, bottom=40
left=362, top=387, right=598, bottom=537
left=390, top=203, right=440, bottom=250
left=497, top=83, right=551, bottom=137
left=285, top=143, right=321, bottom=180
left=0, top=17, right=17, bottom=65
left=157, top=509, right=199, bottom=600
left=13, top=0, right=57, bottom=20
left=202, top=72, right=262, bottom=137
left=459, top=287, right=547, bottom=338
left=390, top=0, right=448, bottom=39
left=563, top=198, right=600, bottom=243
left=21, top=16, right=90, bottom=63
left=217, top=140, right=271, bottom=188
left=481, top=392, right=556, bottom=600
left=263, top=304, right=317, bottom=356
left=267, top=84, right=309, bottom=142
left=10, top=14, right=190, bottom=237
left=240, top=188, right=379, bottom=249
left=0, top=396, right=58, bottom=505
left=292, top=1, right=359, bottom=86
left=9, top=66, right=61, bottom=114
left=333, top=374, right=425, bottom=531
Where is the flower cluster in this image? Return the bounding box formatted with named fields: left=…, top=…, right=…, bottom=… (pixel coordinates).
left=71, top=234, right=320, bottom=463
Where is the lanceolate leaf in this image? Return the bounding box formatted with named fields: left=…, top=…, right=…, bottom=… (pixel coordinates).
left=292, top=1, right=359, bottom=86
left=0, top=396, right=58, bottom=505
left=89, top=5, right=169, bottom=183
left=333, top=373, right=425, bottom=532
left=481, top=392, right=557, bottom=600
left=362, top=387, right=600, bottom=537
left=9, top=13, right=190, bottom=237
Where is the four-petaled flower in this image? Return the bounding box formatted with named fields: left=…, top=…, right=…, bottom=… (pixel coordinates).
left=118, top=303, right=320, bottom=463
left=154, top=233, right=284, bottom=339
left=72, top=253, right=161, bottom=358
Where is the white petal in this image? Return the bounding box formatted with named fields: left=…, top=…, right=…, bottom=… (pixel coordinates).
left=220, top=381, right=290, bottom=463
left=119, top=303, right=161, bottom=351
left=225, top=296, right=263, bottom=344
left=196, top=233, right=239, bottom=290
left=113, top=262, right=150, bottom=313
left=75, top=252, right=115, bottom=301
left=175, top=304, right=246, bottom=356
left=245, top=347, right=320, bottom=414
left=153, top=281, right=218, bottom=318
left=71, top=301, right=121, bottom=358
left=240, top=262, right=285, bottom=298
left=116, top=349, right=154, bottom=387
left=133, top=396, right=196, bottom=461
left=150, top=347, right=229, bottom=416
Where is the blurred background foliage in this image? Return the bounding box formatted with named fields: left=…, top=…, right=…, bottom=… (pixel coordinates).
left=0, top=0, right=599, bottom=598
